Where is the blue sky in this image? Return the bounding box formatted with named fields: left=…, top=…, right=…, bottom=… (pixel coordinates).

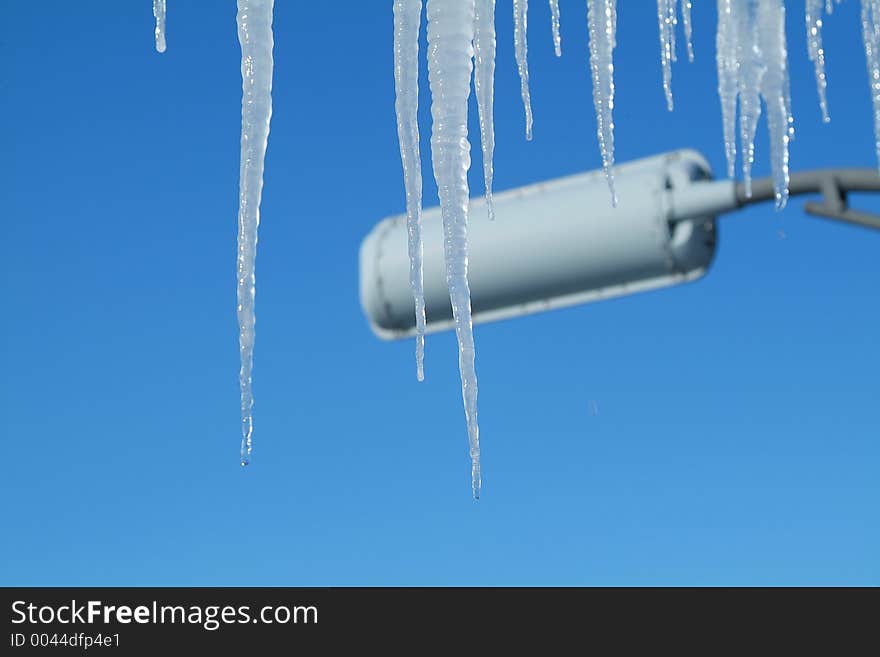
left=2, top=1, right=877, bottom=585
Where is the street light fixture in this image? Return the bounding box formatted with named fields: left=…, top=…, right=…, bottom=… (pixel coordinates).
left=359, top=149, right=880, bottom=339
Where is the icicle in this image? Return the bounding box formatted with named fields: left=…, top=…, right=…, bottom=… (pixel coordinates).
left=474, top=0, right=498, bottom=221
left=426, top=0, right=482, bottom=499
left=153, top=0, right=166, bottom=53
left=682, top=0, right=694, bottom=61
left=735, top=0, right=763, bottom=197
left=393, top=0, right=427, bottom=382
left=715, top=0, right=792, bottom=203
left=862, top=0, right=880, bottom=168
left=587, top=0, right=618, bottom=204
left=235, top=0, right=274, bottom=466
left=549, top=0, right=562, bottom=57
left=806, top=0, right=831, bottom=122
left=716, top=0, right=738, bottom=177
left=513, top=0, right=534, bottom=140
left=758, top=0, right=792, bottom=208
left=657, top=0, right=678, bottom=111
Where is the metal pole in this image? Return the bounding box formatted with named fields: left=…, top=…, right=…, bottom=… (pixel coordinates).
left=733, top=169, right=880, bottom=230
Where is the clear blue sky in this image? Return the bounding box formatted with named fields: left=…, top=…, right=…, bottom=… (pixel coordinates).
left=2, top=1, right=877, bottom=586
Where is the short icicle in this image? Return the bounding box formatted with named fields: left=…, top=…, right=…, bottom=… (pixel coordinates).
left=681, top=0, right=694, bottom=62
left=587, top=0, right=618, bottom=204
left=735, top=0, right=762, bottom=197
left=153, top=0, right=166, bottom=53
left=806, top=0, right=831, bottom=122
left=393, top=0, right=428, bottom=381
left=758, top=0, right=792, bottom=208
left=513, top=0, right=534, bottom=140
left=426, top=0, right=482, bottom=498
left=549, top=0, right=562, bottom=57
left=236, top=0, right=275, bottom=466
left=657, top=0, right=678, bottom=111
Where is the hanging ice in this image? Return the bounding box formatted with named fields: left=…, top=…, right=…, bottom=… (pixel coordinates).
left=735, top=0, right=763, bottom=196
left=758, top=0, right=792, bottom=208
left=716, top=0, right=738, bottom=176
left=715, top=0, right=791, bottom=205
left=513, top=0, right=534, bottom=140
left=235, top=0, right=274, bottom=466
left=549, top=0, right=562, bottom=57
left=426, top=0, right=482, bottom=498
left=474, top=0, right=498, bottom=220
left=393, top=0, right=428, bottom=381
left=682, top=0, right=694, bottom=62
left=863, top=0, right=880, bottom=167
left=587, top=0, right=618, bottom=204
left=806, top=0, right=831, bottom=122
left=657, top=0, right=678, bottom=111
left=153, top=0, right=166, bottom=53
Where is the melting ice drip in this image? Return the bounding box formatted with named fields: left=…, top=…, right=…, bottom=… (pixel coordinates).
left=235, top=0, right=274, bottom=466
left=153, top=0, right=166, bottom=53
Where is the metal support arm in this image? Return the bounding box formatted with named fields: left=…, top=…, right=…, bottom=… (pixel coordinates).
left=735, top=169, right=880, bottom=231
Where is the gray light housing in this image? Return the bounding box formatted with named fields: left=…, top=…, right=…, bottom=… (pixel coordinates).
left=360, top=149, right=726, bottom=339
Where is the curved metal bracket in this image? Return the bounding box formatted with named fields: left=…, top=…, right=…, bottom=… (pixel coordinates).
left=735, top=168, right=880, bottom=231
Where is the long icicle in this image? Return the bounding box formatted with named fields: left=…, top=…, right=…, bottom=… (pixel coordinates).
left=474, top=0, right=497, bottom=220
left=549, top=0, right=562, bottom=57
left=393, top=0, right=428, bottom=381
left=153, top=0, right=166, bottom=53
left=513, top=0, right=534, bottom=140
left=862, top=0, right=880, bottom=168
left=426, top=0, right=482, bottom=498
left=236, top=0, right=274, bottom=466
left=587, top=0, right=618, bottom=204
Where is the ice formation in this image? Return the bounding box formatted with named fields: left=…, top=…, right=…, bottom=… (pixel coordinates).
left=587, top=0, right=618, bottom=204
left=657, top=0, right=678, bottom=111
left=682, top=1, right=694, bottom=61
left=153, top=0, right=166, bottom=53
left=146, top=1, right=880, bottom=484
left=758, top=0, right=793, bottom=208
left=426, top=0, right=482, bottom=498
left=235, top=0, right=274, bottom=466
left=716, top=0, right=792, bottom=206
left=474, top=0, right=498, bottom=220
left=806, top=0, right=832, bottom=122
left=549, top=0, right=562, bottom=57
left=513, top=0, right=534, bottom=140
left=393, top=0, right=427, bottom=381
left=863, top=0, right=880, bottom=166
